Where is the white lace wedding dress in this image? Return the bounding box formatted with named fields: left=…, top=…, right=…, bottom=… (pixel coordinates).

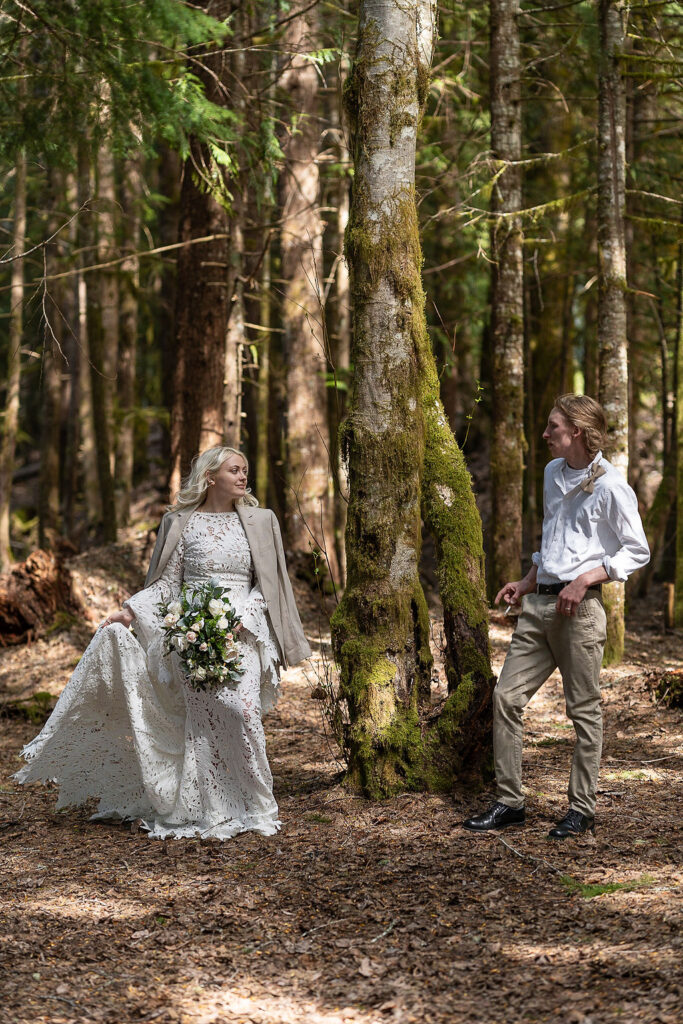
left=16, top=511, right=282, bottom=840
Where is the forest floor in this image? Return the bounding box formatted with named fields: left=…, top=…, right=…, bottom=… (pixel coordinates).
left=0, top=528, right=681, bottom=1024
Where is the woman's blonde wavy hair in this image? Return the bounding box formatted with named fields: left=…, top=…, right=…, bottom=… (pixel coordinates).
left=169, top=446, right=259, bottom=512
left=554, top=394, right=607, bottom=459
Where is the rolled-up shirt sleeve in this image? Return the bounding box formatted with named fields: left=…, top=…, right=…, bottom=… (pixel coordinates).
left=602, top=484, right=650, bottom=582
left=531, top=551, right=541, bottom=567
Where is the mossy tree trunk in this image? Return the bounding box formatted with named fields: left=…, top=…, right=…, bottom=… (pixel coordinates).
left=332, top=0, right=493, bottom=797
left=597, top=0, right=628, bottom=664
left=488, top=0, right=525, bottom=599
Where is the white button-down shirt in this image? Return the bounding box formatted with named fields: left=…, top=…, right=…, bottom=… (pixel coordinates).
left=532, top=452, right=650, bottom=584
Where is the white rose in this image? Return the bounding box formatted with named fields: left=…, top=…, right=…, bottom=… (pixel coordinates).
left=186, top=630, right=197, bottom=644
left=195, top=666, right=207, bottom=680
left=163, top=613, right=179, bottom=627
left=199, top=642, right=208, bottom=652
left=216, top=616, right=229, bottom=631
left=168, top=601, right=183, bottom=616
left=221, top=601, right=232, bottom=614
left=192, top=618, right=204, bottom=630
left=208, top=598, right=223, bottom=617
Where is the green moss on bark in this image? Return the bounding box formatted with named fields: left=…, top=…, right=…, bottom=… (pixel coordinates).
left=332, top=6, right=493, bottom=798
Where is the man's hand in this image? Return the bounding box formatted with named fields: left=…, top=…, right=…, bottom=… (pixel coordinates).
left=495, top=572, right=537, bottom=608
left=556, top=579, right=588, bottom=617
left=557, top=567, right=609, bottom=617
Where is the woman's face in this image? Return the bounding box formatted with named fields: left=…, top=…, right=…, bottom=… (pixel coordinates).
left=209, top=454, right=248, bottom=504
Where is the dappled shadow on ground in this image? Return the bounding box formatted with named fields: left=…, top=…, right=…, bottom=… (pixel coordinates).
left=1, top=588, right=681, bottom=1024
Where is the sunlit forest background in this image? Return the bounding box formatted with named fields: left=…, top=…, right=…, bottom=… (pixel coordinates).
left=0, top=0, right=680, bottom=600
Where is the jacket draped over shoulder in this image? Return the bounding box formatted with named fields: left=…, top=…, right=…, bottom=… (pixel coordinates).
left=145, top=505, right=311, bottom=667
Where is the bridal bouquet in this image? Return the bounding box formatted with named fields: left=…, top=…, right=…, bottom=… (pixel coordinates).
left=158, top=581, right=243, bottom=691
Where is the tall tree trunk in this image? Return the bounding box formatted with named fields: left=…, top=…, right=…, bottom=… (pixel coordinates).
left=674, top=232, right=683, bottom=625
left=0, top=149, right=27, bottom=572
left=170, top=149, right=230, bottom=494
left=169, top=1, right=235, bottom=496
left=325, top=57, right=352, bottom=584
left=488, top=0, right=525, bottom=598
left=38, top=171, right=66, bottom=548
left=279, top=1, right=338, bottom=581
left=85, top=142, right=118, bottom=542
left=116, top=156, right=142, bottom=526
left=597, top=0, right=628, bottom=664
left=332, top=0, right=493, bottom=797
left=256, top=244, right=272, bottom=505
left=62, top=172, right=81, bottom=538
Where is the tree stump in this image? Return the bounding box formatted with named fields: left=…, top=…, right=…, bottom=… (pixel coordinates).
left=0, top=550, right=83, bottom=645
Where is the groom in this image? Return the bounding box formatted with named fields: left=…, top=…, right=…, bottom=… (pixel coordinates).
left=464, top=395, right=649, bottom=839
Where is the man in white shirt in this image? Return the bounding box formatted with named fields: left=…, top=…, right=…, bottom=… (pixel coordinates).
left=464, top=395, right=650, bottom=839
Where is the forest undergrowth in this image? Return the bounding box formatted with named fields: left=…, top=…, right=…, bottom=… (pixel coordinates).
left=0, top=528, right=681, bottom=1024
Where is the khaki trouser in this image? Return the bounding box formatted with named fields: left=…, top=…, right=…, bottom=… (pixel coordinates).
left=493, top=592, right=607, bottom=818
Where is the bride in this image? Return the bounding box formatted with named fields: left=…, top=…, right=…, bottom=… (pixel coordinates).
left=15, top=446, right=311, bottom=839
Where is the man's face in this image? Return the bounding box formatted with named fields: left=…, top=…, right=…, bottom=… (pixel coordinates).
left=542, top=408, right=580, bottom=460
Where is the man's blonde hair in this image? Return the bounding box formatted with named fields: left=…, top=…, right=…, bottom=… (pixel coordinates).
left=554, top=394, right=607, bottom=459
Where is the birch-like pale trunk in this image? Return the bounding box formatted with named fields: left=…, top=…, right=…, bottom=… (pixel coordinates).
left=489, top=0, right=525, bottom=597
left=332, top=0, right=493, bottom=795
left=0, top=150, right=26, bottom=572
left=597, top=0, right=628, bottom=664
left=279, top=1, right=338, bottom=581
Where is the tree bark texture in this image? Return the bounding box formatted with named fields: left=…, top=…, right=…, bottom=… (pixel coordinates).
left=279, top=2, right=338, bottom=581
left=85, top=143, right=118, bottom=543
left=116, top=157, right=142, bottom=526
left=169, top=0, right=236, bottom=495
left=0, top=149, right=27, bottom=572
left=597, top=0, right=628, bottom=664
left=38, top=173, right=67, bottom=548
left=332, top=0, right=493, bottom=796
left=488, top=0, right=525, bottom=598
left=675, top=233, right=683, bottom=625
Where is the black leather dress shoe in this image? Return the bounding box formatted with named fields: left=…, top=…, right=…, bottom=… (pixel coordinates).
left=463, top=802, right=525, bottom=832
left=548, top=809, right=595, bottom=839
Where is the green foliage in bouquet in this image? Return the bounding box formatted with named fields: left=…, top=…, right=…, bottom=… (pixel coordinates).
left=158, top=581, right=243, bottom=691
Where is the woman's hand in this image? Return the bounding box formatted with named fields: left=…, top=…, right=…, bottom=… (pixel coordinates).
left=100, top=608, right=135, bottom=630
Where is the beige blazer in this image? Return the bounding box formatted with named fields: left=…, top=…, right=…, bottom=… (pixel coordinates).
left=144, top=504, right=311, bottom=668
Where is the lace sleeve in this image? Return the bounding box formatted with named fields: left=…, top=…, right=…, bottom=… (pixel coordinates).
left=124, top=535, right=185, bottom=649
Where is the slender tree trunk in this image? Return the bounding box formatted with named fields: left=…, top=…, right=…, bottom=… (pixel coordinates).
left=116, top=157, right=142, bottom=525
left=84, top=142, right=118, bottom=542
left=39, top=171, right=66, bottom=548
left=597, top=0, right=628, bottom=664
left=279, top=1, right=338, bottom=580
left=488, top=0, right=525, bottom=598
left=62, top=173, right=81, bottom=538
left=0, top=150, right=27, bottom=572
left=256, top=244, right=272, bottom=505
left=674, top=233, right=683, bottom=625
left=325, top=58, right=352, bottom=584
left=332, top=0, right=493, bottom=796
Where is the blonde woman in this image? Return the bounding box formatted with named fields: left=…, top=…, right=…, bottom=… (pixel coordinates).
left=16, top=447, right=310, bottom=839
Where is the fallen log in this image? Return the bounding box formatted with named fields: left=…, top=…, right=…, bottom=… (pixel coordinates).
left=0, top=550, right=84, bottom=646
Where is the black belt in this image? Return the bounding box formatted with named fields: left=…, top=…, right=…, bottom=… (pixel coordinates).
left=536, top=582, right=602, bottom=596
